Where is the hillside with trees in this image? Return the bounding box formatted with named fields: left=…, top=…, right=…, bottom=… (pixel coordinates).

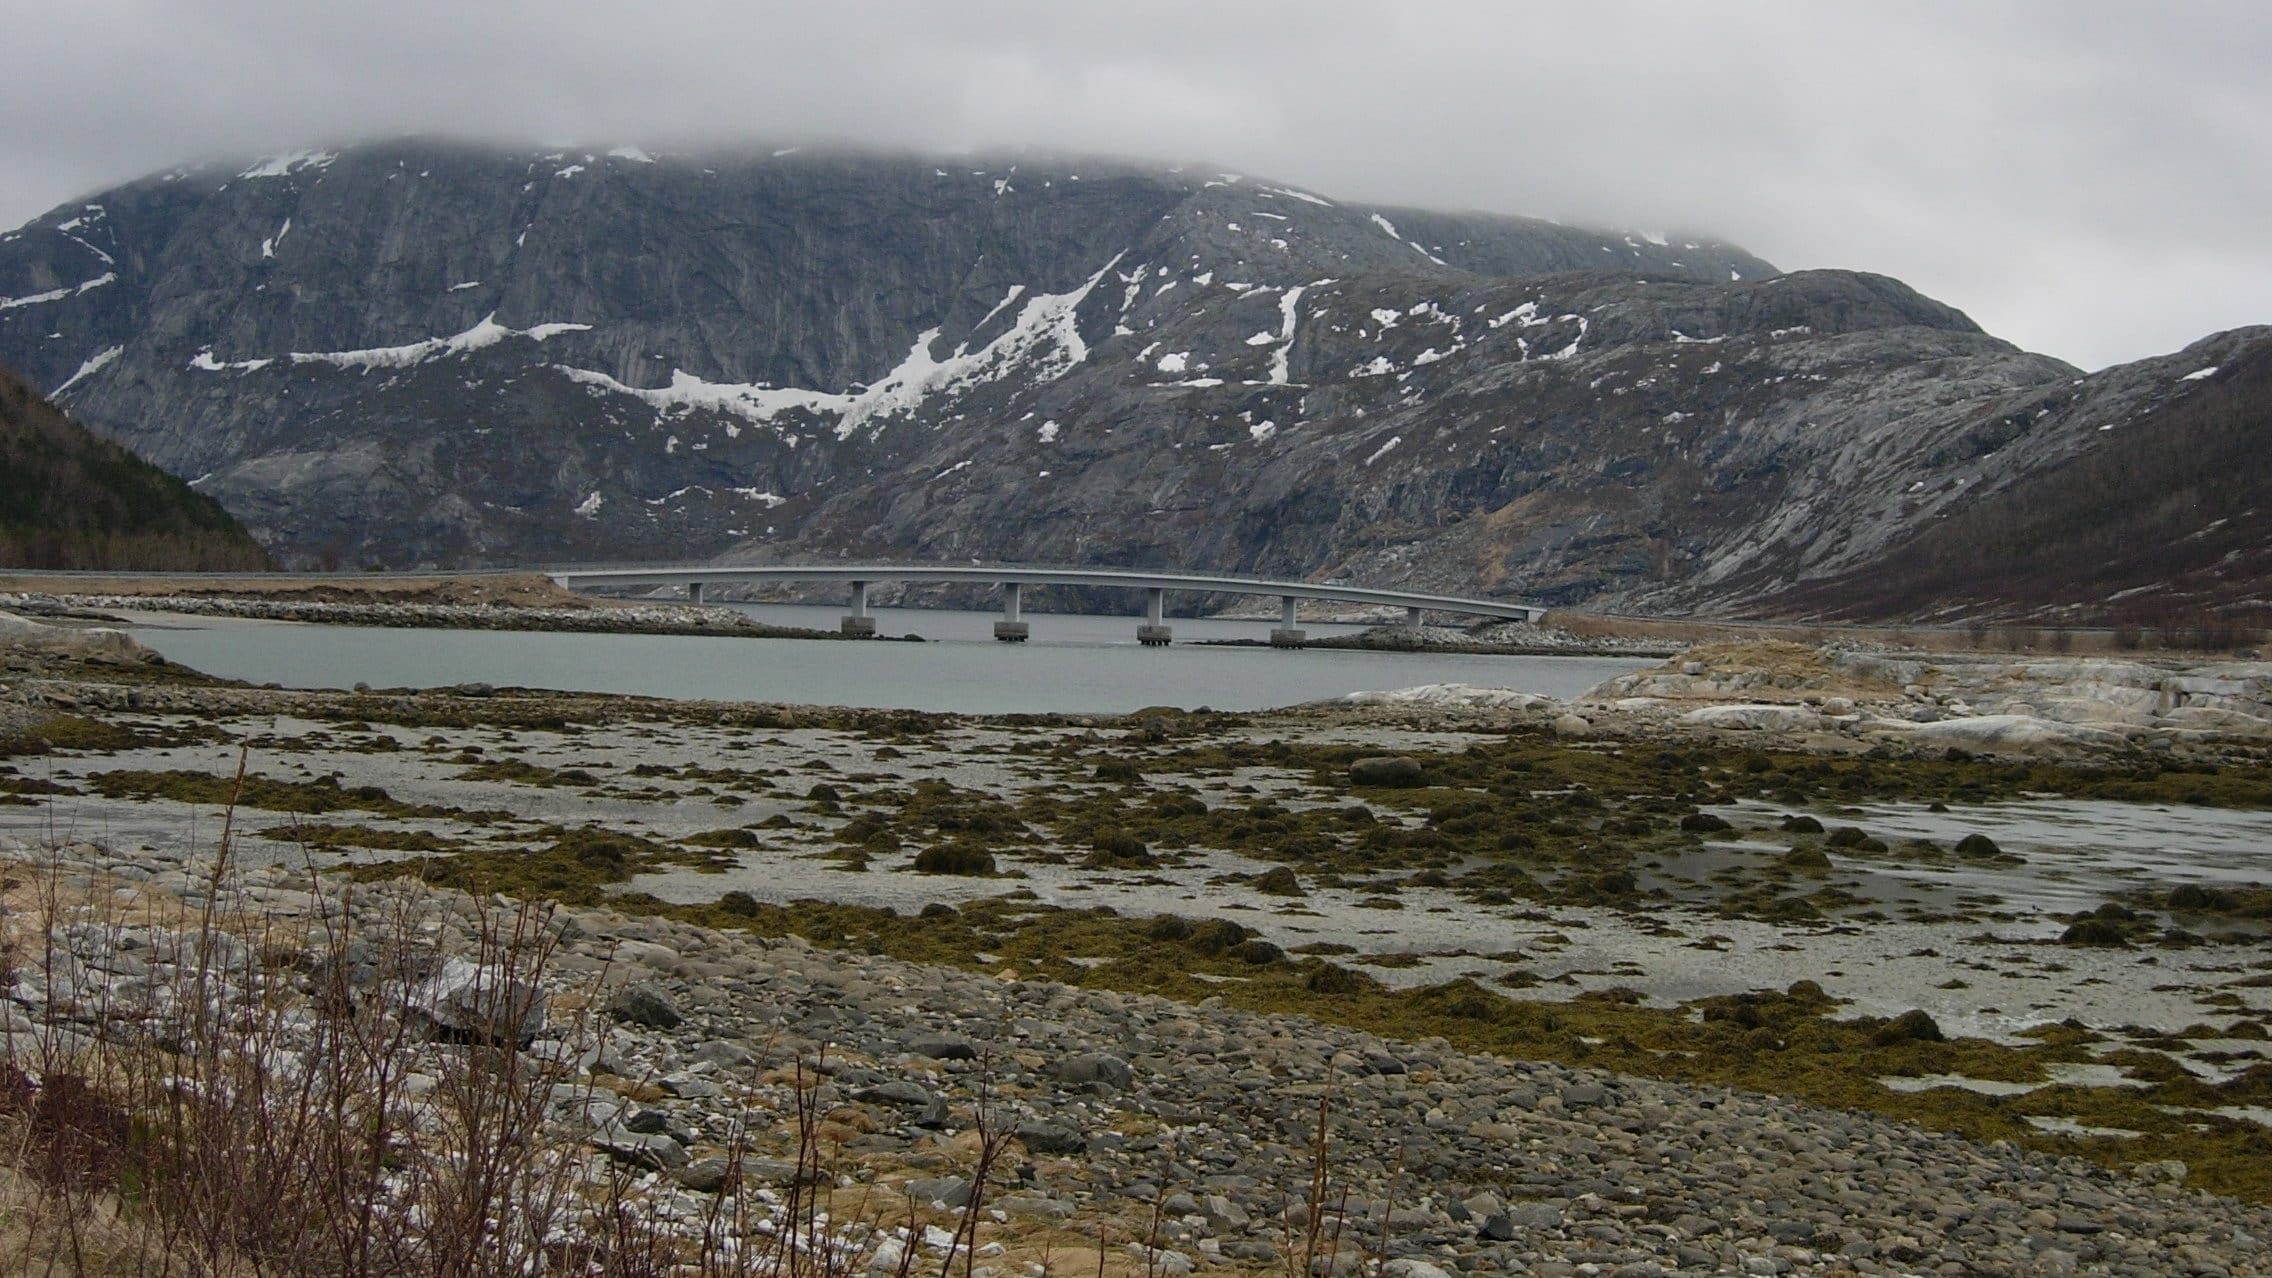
left=0, top=364, right=270, bottom=571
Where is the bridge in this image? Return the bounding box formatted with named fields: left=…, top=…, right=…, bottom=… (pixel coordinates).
left=545, top=562, right=1546, bottom=646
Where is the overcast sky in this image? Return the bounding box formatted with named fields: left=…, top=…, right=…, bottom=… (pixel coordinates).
left=5, top=0, right=2265, bottom=371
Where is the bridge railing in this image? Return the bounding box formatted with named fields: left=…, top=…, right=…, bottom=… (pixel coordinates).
left=545, top=559, right=1547, bottom=641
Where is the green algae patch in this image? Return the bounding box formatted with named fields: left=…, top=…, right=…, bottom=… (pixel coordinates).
left=1014, top=729, right=2272, bottom=929
left=456, top=759, right=604, bottom=788
left=0, top=775, right=79, bottom=798
left=86, top=769, right=511, bottom=823
left=593, top=884, right=2272, bottom=1203
left=348, top=825, right=733, bottom=904
left=0, top=714, right=142, bottom=756
left=253, top=822, right=467, bottom=853
left=909, top=844, right=997, bottom=876
left=0, top=714, right=222, bottom=758
left=681, top=827, right=766, bottom=850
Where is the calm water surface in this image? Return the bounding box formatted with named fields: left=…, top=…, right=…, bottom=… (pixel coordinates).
left=125, top=604, right=1649, bottom=714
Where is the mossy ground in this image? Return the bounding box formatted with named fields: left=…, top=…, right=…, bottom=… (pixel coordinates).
left=613, top=887, right=2272, bottom=1202
left=84, top=768, right=511, bottom=824
left=345, top=825, right=737, bottom=905
left=0, top=713, right=222, bottom=759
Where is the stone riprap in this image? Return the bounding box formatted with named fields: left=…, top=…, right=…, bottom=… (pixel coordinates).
left=3, top=593, right=828, bottom=639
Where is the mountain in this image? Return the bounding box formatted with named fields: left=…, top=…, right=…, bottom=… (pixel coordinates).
left=0, top=364, right=270, bottom=571
left=0, top=138, right=2259, bottom=620
left=1756, top=330, right=2272, bottom=626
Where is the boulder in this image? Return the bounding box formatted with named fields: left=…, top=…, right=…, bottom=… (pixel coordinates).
left=1013, top=1120, right=1087, bottom=1154
left=1053, top=1052, right=1135, bottom=1090
left=409, top=956, right=546, bottom=1047
left=905, top=1031, right=978, bottom=1060
left=1348, top=756, right=1425, bottom=787
left=607, top=981, right=684, bottom=1029
left=591, top=1125, right=689, bottom=1171
left=0, top=611, right=152, bottom=661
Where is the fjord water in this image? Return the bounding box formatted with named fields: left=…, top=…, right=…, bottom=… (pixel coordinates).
left=123, top=604, right=1652, bottom=714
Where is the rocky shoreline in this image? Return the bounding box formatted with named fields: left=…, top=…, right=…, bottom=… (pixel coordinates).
left=1, top=591, right=862, bottom=641
left=11, top=840, right=2271, bottom=1277
left=1203, top=621, right=1682, bottom=658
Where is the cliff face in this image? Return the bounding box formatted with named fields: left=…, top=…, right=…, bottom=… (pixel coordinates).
left=0, top=139, right=2256, bottom=620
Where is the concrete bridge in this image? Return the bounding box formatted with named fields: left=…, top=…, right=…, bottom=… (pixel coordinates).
left=545, top=562, right=1546, bottom=646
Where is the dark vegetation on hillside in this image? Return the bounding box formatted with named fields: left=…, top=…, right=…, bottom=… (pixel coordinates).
left=1768, top=339, right=2272, bottom=630
left=0, top=365, right=270, bottom=571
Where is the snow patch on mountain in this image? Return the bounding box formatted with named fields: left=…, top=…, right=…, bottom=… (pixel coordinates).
left=972, top=285, right=1027, bottom=335
left=0, top=272, right=114, bottom=310
left=239, top=150, right=338, bottom=180
left=189, top=349, right=274, bottom=373
left=184, top=315, right=591, bottom=374
left=1268, top=285, right=1307, bottom=385
left=51, top=346, right=121, bottom=397
left=558, top=366, right=852, bottom=424
left=297, top=315, right=592, bottom=370
left=558, top=255, right=1126, bottom=440
left=1367, top=213, right=1448, bottom=265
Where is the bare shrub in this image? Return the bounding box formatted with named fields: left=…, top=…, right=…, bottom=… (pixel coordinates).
left=0, top=770, right=1017, bottom=1276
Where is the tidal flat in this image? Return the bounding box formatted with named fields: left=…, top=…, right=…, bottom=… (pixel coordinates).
left=5, top=655, right=2272, bottom=1201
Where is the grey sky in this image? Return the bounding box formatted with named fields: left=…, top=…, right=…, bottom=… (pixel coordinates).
left=5, top=0, right=2264, bottom=370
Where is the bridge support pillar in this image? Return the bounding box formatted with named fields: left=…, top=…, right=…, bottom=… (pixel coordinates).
left=1271, top=594, right=1306, bottom=649
left=687, top=582, right=704, bottom=605
left=1137, top=586, right=1172, bottom=646
left=841, top=580, right=877, bottom=638
left=994, top=582, right=1029, bottom=642
left=1405, top=605, right=1426, bottom=629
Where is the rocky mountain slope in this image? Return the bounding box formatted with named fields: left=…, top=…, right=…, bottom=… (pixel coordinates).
left=0, top=365, right=268, bottom=571
left=0, top=139, right=2259, bottom=619
left=1759, top=330, right=2272, bottom=626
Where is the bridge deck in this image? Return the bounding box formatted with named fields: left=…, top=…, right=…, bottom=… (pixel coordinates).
left=547, top=563, right=1544, bottom=623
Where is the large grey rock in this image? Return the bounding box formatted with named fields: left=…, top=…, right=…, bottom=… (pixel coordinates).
left=1013, top=1120, right=1087, bottom=1154
left=904, top=1176, right=971, bottom=1208
left=856, top=1079, right=949, bottom=1127
left=905, top=1032, right=977, bottom=1061
left=591, top=1125, right=690, bottom=1171
left=607, top=981, right=683, bottom=1029
left=1053, top=1051, right=1135, bottom=1090
left=408, top=956, right=546, bottom=1047
left=1348, top=756, right=1425, bottom=788
left=0, top=612, right=152, bottom=662
left=1506, top=1202, right=1564, bottom=1230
